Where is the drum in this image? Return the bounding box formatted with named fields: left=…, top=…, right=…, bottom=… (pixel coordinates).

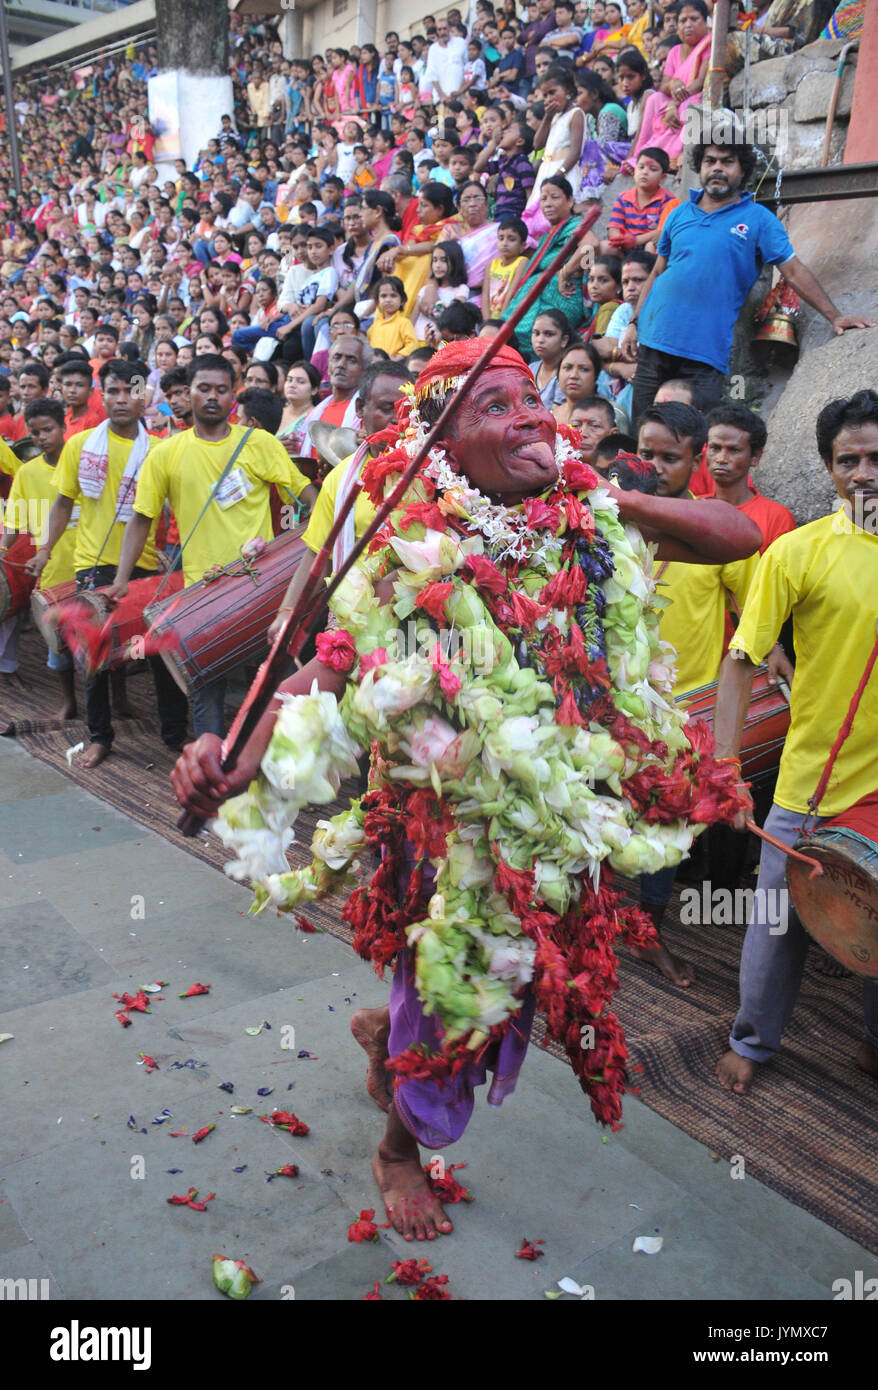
left=46, top=570, right=185, bottom=671
left=31, top=579, right=77, bottom=653
left=143, top=526, right=306, bottom=694
left=677, top=666, right=791, bottom=783
left=0, top=534, right=37, bottom=620
left=788, top=792, right=878, bottom=978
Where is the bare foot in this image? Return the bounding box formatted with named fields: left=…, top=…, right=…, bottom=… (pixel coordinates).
left=57, top=700, right=77, bottom=720
left=630, top=940, right=695, bottom=987
left=716, top=1048, right=757, bottom=1095
left=855, top=1039, right=878, bottom=1078
left=77, top=742, right=111, bottom=769
left=351, top=1007, right=392, bottom=1112
left=373, top=1102, right=454, bottom=1242
left=811, top=947, right=851, bottom=979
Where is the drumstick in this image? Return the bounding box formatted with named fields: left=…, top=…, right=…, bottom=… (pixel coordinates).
left=744, top=818, right=824, bottom=880
left=177, top=203, right=603, bottom=837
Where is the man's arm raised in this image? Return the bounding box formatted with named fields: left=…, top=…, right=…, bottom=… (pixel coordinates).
left=611, top=487, right=763, bottom=563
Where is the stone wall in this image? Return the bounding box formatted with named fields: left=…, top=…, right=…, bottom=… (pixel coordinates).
left=728, top=38, right=859, bottom=171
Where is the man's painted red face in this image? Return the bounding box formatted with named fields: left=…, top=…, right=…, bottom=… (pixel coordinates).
left=443, top=367, right=558, bottom=502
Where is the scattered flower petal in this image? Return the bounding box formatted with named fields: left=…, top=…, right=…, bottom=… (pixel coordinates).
left=517, top=1238, right=546, bottom=1261
left=230, top=1105, right=252, bottom=1115
left=632, top=1236, right=663, bottom=1255
left=256, top=1087, right=274, bottom=1097
left=66, top=741, right=84, bottom=767
left=233, top=1165, right=247, bottom=1173
left=363, top=1282, right=383, bottom=1301
left=218, top=1082, right=234, bottom=1093
left=259, top=1110, right=309, bottom=1136
left=140, top=982, right=168, bottom=994
left=212, top=1255, right=260, bottom=1300
left=245, top=1025, right=264, bottom=1036
left=192, top=1124, right=215, bottom=1144
left=138, top=1053, right=159, bottom=1073
left=347, top=1209, right=379, bottom=1243
left=387, top=1259, right=432, bottom=1286
left=410, top=1275, right=451, bottom=1300
left=0, top=1033, right=13, bottom=1044
left=178, top=982, right=211, bottom=998
left=423, top=1161, right=473, bottom=1205
left=168, top=1187, right=215, bottom=1211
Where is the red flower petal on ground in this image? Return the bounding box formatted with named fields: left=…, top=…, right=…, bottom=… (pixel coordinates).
left=274, top=1164, right=299, bottom=1178
left=191, top=1124, right=215, bottom=1144
left=113, top=989, right=154, bottom=1026
left=387, top=1258, right=432, bottom=1285
left=359, top=646, right=389, bottom=678
left=347, top=1209, right=380, bottom=1243
left=516, top=1237, right=545, bottom=1260
left=363, top=1281, right=383, bottom=1300
left=415, top=581, right=454, bottom=623
left=168, top=1187, right=215, bottom=1211
left=464, top=553, right=508, bottom=596
left=294, top=915, right=318, bottom=933
left=315, top=628, right=357, bottom=672
left=177, top=982, right=210, bottom=997
left=424, top=1161, right=473, bottom=1204
left=260, top=1110, right=310, bottom=1136
left=139, top=1053, right=159, bottom=1073
left=411, top=1274, right=451, bottom=1300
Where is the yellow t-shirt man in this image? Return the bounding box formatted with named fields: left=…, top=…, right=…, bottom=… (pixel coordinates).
left=133, top=424, right=312, bottom=588
left=657, top=551, right=760, bottom=699
left=54, top=428, right=160, bottom=574
left=6, top=455, right=78, bottom=590
left=730, top=510, right=878, bottom=818
left=302, top=451, right=376, bottom=555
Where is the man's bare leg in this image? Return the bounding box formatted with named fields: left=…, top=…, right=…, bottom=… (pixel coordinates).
left=373, top=1101, right=454, bottom=1242
left=629, top=906, right=695, bottom=987
left=350, top=1007, right=393, bottom=1111
left=77, top=742, right=111, bottom=769
left=716, top=1049, right=758, bottom=1095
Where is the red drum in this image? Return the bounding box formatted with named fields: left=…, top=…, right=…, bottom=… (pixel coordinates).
left=676, top=666, right=791, bottom=783
left=143, top=527, right=307, bottom=693
left=788, top=792, right=878, bottom=977
left=0, top=534, right=36, bottom=620
left=31, top=579, right=78, bottom=653
left=78, top=570, right=185, bottom=669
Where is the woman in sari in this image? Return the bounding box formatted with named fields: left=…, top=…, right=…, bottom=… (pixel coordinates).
left=331, top=189, right=402, bottom=326
left=377, top=182, right=456, bottom=318
left=500, top=174, right=590, bottom=344
left=439, top=182, right=499, bottom=305
left=623, top=0, right=711, bottom=172
left=724, top=0, right=833, bottom=78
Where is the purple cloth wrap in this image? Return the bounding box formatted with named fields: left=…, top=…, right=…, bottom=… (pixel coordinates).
left=388, top=845, right=536, bottom=1149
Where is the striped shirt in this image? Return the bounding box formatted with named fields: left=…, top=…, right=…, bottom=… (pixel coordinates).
left=607, top=186, right=678, bottom=241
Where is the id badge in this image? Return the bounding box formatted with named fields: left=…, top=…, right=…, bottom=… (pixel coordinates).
left=215, top=466, right=252, bottom=510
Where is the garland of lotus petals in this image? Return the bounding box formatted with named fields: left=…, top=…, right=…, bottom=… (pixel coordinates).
left=213, top=406, right=748, bottom=1128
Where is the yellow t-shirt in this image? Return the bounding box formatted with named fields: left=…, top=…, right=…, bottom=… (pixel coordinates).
left=730, top=511, right=878, bottom=817
left=657, top=551, right=759, bottom=699
left=133, top=424, right=311, bottom=588
left=486, top=254, right=526, bottom=316
left=366, top=310, right=420, bottom=359
left=54, top=429, right=159, bottom=574
left=6, top=454, right=78, bottom=589
left=0, top=435, right=19, bottom=478
left=302, top=451, right=376, bottom=555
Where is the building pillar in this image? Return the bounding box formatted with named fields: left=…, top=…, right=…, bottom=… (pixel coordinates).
left=281, top=6, right=304, bottom=59
left=357, top=0, right=378, bottom=47
left=844, top=3, right=878, bottom=165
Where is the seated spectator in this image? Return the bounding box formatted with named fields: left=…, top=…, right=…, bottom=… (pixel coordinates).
left=552, top=339, right=603, bottom=426
left=367, top=275, right=420, bottom=359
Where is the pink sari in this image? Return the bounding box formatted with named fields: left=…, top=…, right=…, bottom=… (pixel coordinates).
left=626, top=33, right=711, bottom=164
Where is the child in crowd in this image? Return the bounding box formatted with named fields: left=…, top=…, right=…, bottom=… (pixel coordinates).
left=605, top=146, right=678, bottom=253
left=396, top=66, right=419, bottom=120
left=481, top=216, right=528, bottom=320
left=352, top=146, right=376, bottom=190
left=583, top=253, right=623, bottom=337
left=414, top=242, right=470, bottom=345
left=367, top=275, right=420, bottom=359
left=528, top=307, right=572, bottom=408
left=377, top=53, right=397, bottom=128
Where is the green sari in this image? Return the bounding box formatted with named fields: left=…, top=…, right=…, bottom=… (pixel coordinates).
left=500, top=216, right=584, bottom=345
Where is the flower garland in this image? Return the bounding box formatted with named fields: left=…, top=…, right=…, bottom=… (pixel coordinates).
left=213, top=413, right=748, bottom=1129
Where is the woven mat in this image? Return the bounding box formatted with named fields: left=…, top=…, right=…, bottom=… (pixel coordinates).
left=4, top=625, right=877, bottom=1255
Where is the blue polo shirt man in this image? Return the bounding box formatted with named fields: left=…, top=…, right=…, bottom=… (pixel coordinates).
left=623, top=141, right=873, bottom=424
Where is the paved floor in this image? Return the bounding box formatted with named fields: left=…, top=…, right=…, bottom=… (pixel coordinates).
left=1, top=734, right=876, bottom=1302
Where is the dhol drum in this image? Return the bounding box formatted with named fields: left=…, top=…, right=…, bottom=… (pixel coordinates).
left=143, top=526, right=307, bottom=694
left=47, top=570, right=185, bottom=671
left=677, top=666, right=791, bottom=783
left=0, top=534, right=36, bottom=620
left=788, top=792, right=878, bottom=978
left=31, top=579, right=77, bottom=653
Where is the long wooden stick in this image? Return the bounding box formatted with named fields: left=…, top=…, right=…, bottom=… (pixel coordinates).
left=178, top=203, right=602, bottom=835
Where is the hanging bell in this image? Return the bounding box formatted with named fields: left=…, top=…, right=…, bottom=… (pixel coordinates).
left=753, top=309, right=798, bottom=349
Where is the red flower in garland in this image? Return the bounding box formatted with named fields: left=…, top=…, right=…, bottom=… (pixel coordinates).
left=464, top=553, right=508, bottom=596
left=563, top=455, right=600, bottom=493
left=424, top=1162, right=474, bottom=1205
left=399, top=499, right=447, bottom=533
left=555, top=689, right=585, bottom=728
left=315, top=629, right=357, bottom=672
left=430, top=642, right=462, bottom=699
left=361, top=447, right=410, bottom=504
left=405, top=788, right=455, bottom=861
left=516, top=1237, right=545, bottom=1261
left=411, top=1275, right=451, bottom=1300
left=416, top=581, right=454, bottom=623
left=622, top=761, right=695, bottom=823
left=524, top=496, right=561, bottom=532
left=347, top=1209, right=380, bottom=1243
left=359, top=646, right=389, bottom=677
left=683, top=718, right=715, bottom=758
left=539, top=564, right=588, bottom=610
left=493, top=856, right=535, bottom=918
left=510, top=590, right=548, bottom=631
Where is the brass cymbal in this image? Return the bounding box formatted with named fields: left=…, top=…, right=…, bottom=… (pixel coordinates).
left=309, top=420, right=360, bottom=471
left=11, top=435, right=42, bottom=463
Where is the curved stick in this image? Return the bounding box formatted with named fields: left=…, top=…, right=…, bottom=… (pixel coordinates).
left=744, top=817, right=824, bottom=879
left=177, top=204, right=602, bottom=836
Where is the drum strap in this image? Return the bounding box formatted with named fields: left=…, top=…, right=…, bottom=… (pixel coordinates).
left=805, top=622, right=878, bottom=827
left=152, top=428, right=255, bottom=602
